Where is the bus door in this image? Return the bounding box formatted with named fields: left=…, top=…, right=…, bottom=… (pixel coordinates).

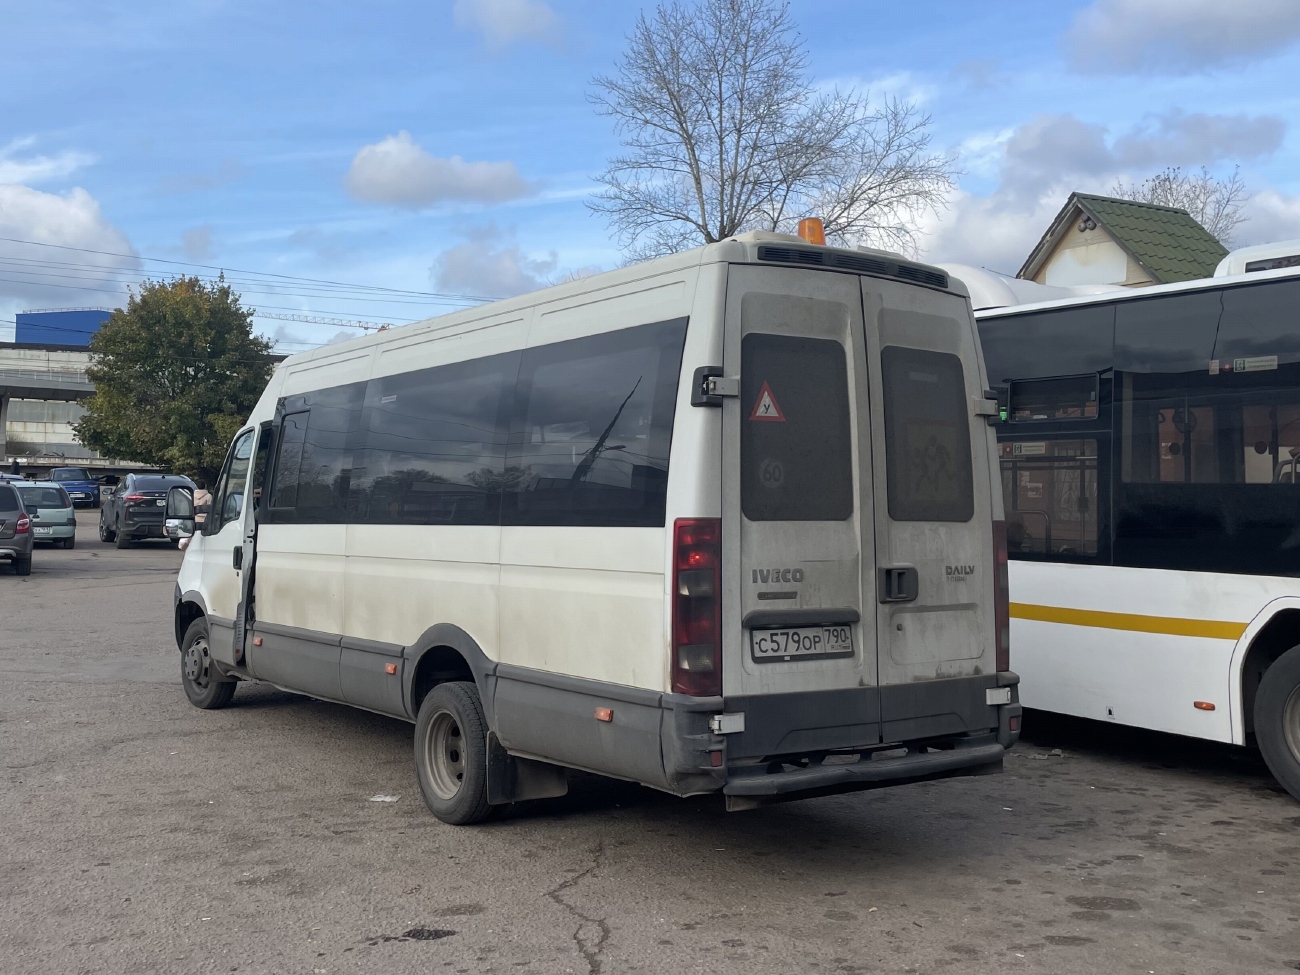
left=720, top=265, right=882, bottom=757
left=233, top=421, right=273, bottom=660
left=860, top=278, right=999, bottom=742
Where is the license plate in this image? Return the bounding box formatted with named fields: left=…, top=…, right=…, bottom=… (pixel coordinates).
left=751, top=624, right=854, bottom=662
left=156, top=499, right=166, bottom=506
left=33, top=527, right=52, bottom=535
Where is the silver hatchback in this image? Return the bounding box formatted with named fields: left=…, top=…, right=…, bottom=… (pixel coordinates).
left=16, top=482, right=77, bottom=549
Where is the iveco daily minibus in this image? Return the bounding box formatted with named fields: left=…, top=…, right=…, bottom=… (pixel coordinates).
left=167, top=228, right=1021, bottom=824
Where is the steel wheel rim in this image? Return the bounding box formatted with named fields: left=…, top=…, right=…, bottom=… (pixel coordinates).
left=184, top=637, right=211, bottom=689
left=423, top=709, right=466, bottom=800
left=1284, top=683, right=1300, bottom=763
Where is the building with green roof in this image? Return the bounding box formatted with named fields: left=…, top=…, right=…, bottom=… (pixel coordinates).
left=1018, top=192, right=1228, bottom=289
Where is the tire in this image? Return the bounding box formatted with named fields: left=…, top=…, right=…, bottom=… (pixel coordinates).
left=180, top=617, right=237, bottom=710
left=114, top=523, right=131, bottom=549
left=98, top=514, right=115, bottom=543
left=1255, top=644, right=1300, bottom=803
left=414, top=681, right=492, bottom=825
left=63, top=536, right=76, bottom=550
left=14, top=556, right=31, bottom=576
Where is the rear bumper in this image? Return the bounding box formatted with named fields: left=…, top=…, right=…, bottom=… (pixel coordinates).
left=0, top=538, right=34, bottom=558
left=31, top=525, right=75, bottom=541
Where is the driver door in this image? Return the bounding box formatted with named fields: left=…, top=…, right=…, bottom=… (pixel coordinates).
left=199, top=428, right=255, bottom=665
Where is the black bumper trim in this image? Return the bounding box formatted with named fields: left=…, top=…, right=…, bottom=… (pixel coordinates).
left=724, top=741, right=1006, bottom=797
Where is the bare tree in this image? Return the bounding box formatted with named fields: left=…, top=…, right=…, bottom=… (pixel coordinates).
left=589, top=0, right=957, bottom=260
left=1112, top=166, right=1249, bottom=246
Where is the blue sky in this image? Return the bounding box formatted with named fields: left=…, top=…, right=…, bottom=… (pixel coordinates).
left=3, top=0, right=1300, bottom=349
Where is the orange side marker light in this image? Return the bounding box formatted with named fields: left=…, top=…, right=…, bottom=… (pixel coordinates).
left=385, top=663, right=398, bottom=675
left=594, top=707, right=613, bottom=722
left=1193, top=701, right=1215, bottom=711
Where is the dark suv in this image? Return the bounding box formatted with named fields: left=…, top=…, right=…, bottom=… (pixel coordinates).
left=0, top=482, right=34, bottom=575
left=49, top=467, right=101, bottom=508
left=99, top=474, right=196, bottom=548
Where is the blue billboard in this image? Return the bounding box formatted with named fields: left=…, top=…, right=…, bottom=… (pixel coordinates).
left=15, top=308, right=112, bottom=347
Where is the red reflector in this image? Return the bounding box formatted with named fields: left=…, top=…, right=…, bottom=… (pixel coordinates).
left=252, top=636, right=263, bottom=647
left=710, top=750, right=723, bottom=767
left=385, top=663, right=398, bottom=675
left=594, top=707, right=613, bottom=722
left=993, top=520, right=1010, bottom=673
left=1009, top=715, right=1021, bottom=732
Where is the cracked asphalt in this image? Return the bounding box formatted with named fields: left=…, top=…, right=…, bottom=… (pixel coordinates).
left=2, top=510, right=1299, bottom=974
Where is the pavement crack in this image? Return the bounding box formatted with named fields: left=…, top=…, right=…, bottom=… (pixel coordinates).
left=544, top=840, right=610, bottom=975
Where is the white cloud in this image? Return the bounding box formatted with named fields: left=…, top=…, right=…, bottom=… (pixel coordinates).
left=452, top=0, right=560, bottom=49
left=920, top=109, right=1286, bottom=273
left=0, top=184, right=137, bottom=339
left=346, top=132, right=535, bottom=208
left=1067, top=0, right=1300, bottom=73
left=1239, top=189, right=1300, bottom=246
left=182, top=224, right=214, bottom=261
left=0, top=138, right=95, bottom=185
left=430, top=224, right=557, bottom=298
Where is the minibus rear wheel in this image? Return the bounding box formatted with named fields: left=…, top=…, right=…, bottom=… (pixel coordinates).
left=1255, top=644, right=1300, bottom=803
left=415, top=681, right=492, bottom=825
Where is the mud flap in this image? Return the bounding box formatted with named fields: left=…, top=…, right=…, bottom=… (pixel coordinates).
left=486, top=731, right=569, bottom=805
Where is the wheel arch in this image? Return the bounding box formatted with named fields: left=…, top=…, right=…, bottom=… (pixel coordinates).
left=1230, top=599, right=1300, bottom=744
left=403, top=624, right=497, bottom=724
left=175, top=590, right=208, bottom=651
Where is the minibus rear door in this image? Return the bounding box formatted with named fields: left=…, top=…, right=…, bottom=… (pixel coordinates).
left=719, top=264, right=881, bottom=758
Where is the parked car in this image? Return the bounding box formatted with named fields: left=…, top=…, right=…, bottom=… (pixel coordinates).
left=16, top=481, right=77, bottom=548
left=48, top=467, right=101, bottom=508
left=0, top=482, right=33, bottom=575
left=100, top=474, right=196, bottom=548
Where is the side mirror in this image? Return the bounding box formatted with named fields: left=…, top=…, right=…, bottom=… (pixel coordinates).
left=165, top=486, right=196, bottom=538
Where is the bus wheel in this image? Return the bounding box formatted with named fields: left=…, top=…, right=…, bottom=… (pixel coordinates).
left=1254, top=644, right=1300, bottom=803
left=180, top=618, right=237, bottom=710
left=414, top=681, right=492, bottom=825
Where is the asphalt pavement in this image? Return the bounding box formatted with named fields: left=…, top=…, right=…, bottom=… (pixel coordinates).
left=1, top=509, right=1298, bottom=974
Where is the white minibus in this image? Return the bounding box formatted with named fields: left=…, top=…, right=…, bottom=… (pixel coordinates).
left=957, top=241, right=1300, bottom=803
left=167, top=231, right=1020, bottom=824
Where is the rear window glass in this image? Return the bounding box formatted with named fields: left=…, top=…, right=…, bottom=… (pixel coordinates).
left=51, top=468, right=92, bottom=481
left=0, top=485, right=20, bottom=511
left=135, top=477, right=189, bottom=492
left=881, top=346, right=974, bottom=522
left=18, top=487, right=68, bottom=508
left=741, top=333, right=853, bottom=521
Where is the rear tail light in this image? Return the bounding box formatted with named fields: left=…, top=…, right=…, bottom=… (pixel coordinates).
left=672, top=518, right=722, bottom=696
left=993, top=520, right=1010, bottom=672
left=123, top=494, right=146, bottom=503
left=15, top=514, right=30, bottom=534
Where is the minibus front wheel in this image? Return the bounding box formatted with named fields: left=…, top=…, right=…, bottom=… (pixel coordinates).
left=414, top=681, right=492, bottom=824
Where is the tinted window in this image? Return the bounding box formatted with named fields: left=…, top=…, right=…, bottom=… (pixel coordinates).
left=18, top=487, right=69, bottom=509
left=980, top=305, right=1114, bottom=384
left=1000, top=439, right=1101, bottom=561
left=50, top=468, right=92, bottom=482
left=881, top=346, right=974, bottom=522
left=352, top=352, right=517, bottom=526
left=1009, top=374, right=1098, bottom=422
left=0, top=485, right=20, bottom=512
left=1216, top=279, right=1300, bottom=365
left=1115, top=290, right=1221, bottom=374
left=740, top=333, right=853, bottom=521
left=503, top=320, right=687, bottom=527
left=294, top=383, right=365, bottom=523
left=270, top=412, right=307, bottom=510
left=135, top=477, right=191, bottom=492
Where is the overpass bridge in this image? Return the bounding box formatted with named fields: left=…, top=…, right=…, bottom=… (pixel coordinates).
left=0, top=360, right=96, bottom=463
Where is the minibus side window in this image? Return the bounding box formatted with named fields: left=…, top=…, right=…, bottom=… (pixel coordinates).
left=880, top=346, right=974, bottom=522
left=270, top=412, right=307, bottom=510
left=504, top=318, right=687, bottom=527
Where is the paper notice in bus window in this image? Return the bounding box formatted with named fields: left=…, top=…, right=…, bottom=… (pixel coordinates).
left=1233, top=355, right=1278, bottom=373
left=901, top=422, right=962, bottom=504
left=1011, top=441, right=1047, bottom=456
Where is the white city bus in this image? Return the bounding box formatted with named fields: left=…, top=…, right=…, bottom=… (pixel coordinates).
left=961, top=240, right=1300, bottom=802
left=167, top=229, right=1021, bottom=824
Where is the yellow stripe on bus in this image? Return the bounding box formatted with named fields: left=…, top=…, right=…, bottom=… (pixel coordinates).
left=1009, top=602, right=1247, bottom=641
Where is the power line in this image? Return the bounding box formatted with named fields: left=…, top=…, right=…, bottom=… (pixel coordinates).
left=0, top=234, right=498, bottom=303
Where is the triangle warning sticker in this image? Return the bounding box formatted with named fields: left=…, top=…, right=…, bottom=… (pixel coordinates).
left=749, top=381, right=786, bottom=422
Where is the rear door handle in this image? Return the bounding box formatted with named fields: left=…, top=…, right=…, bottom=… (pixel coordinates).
left=878, top=566, right=918, bottom=603
left=232, top=545, right=243, bottom=570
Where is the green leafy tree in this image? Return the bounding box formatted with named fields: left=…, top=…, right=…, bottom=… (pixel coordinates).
left=74, top=276, right=274, bottom=484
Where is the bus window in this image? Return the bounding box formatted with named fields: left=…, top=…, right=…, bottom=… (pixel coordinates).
left=999, top=439, right=1100, bottom=560
left=1008, top=374, right=1098, bottom=422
